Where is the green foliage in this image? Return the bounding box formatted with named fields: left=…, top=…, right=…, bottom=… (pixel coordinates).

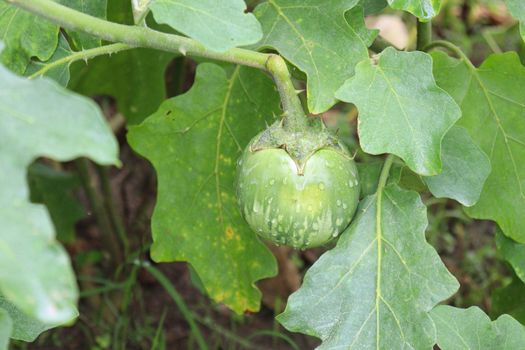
left=0, top=309, right=11, bottom=350
left=431, top=306, right=525, bottom=350
left=432, top=51, right=525, bottom=244
left=0, top=2, right=58, bottom=73
left=3, top=0, right=525, bottom=347
left=505, top=0, right=525, bottom=41
left=0, top=297, right=57, bottom=342
left=360, top=0, right=387, bottom=15
left=278, top=184, right=458, bottom=349
left=128, top=63, right=281, bottom=313
left=496, top=229, right=525, bottom=283
left=423, top=126, right=491, bottom=206
left=492, top=276, right=525, bottom=324
left=255, top=0, right=376, bottom=113
left=28, top=163, right=85, bottom=243
left=0, top=55, right=118, bottom=344
left=69, top=48, right=175, bottom=124
left=337, top=48, right=461, bottom=176
left=149, top=0, right=262, bottom=52
left=24, top=34, right=73, bottom=86
left=387, top=0, right=441, bottom=20
left=58, top=0, right=107, bottom=49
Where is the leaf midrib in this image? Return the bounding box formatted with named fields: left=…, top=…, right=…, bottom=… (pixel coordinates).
left=214, top=67, right=240, bottom=227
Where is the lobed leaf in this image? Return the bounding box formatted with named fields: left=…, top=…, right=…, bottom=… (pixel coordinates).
left=0, top=2, right=58, bottom=73
left=360, top=0, right=387, bottom=15
left=255, top=0, right=376, bottom=114
left=69, top=48, right=175, bottom=124
left=336, top=48, right=461, bottom=176
left=0, top=61, right=118, bottom=325
left=431, top=305, right=525, bottom=349
left=0, top=309, right=10, bottom=350
left=0, top=297, right=61, bottom=342
left=387, top=0, right=441, bottom=21
left=24, top=34, right=73, bottom=87
left=432, top=51, right=525, bottom=243
left=28, top=163, right=85, bottom=243
left=423, top=126, right=491, bottom=207
left=149, top=0, right=262, bottom=52
left=492, top=277, right=525, bottom=324
left=505, top=0, right=525, bottom=42
left=128, top=63, right=281, bottom=314
left=496, top=229, right=525, bottom=284
left=59, top=0, right=107, bottom=49
left=278, top=184, right=458, bottom=349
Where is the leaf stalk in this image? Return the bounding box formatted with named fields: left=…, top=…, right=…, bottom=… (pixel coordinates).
left=28, top=43, right=132, bottom=80
left=423, top=40, right=475, bottom=69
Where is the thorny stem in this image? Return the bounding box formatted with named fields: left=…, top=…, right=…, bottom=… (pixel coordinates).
left=28, top=43, right=132, bottom=80
left=8, top=0, right=307, bottom=128
left=266, top=55, right=308, bottom=131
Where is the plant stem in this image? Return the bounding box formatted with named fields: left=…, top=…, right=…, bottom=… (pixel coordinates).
left=416, top=20, right=432, bottom=51
left=266, top=55, right=308, bottom=131
left=8, top=0, right=309, bottom=129
left=95, top=165, right=130, bottom=258
left=423, top=40, right=475, bottom=68
left=8, top=0, right=268, bottom=69
left=75, top=158, right=123, bottom=264
left=28, top=43, right=132, bottom=80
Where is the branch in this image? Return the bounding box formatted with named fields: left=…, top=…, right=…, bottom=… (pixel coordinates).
left=7, top=0, right=308, bottom=125
left=28, top=43, right=132, bottom=80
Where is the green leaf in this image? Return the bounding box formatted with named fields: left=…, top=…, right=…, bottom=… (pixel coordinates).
left=128, top=63, right=280, bottom=314
left=505, top=0, right=525, bottom=41
left=255, top=0, right=376, bottom=114
left=148, top=0, right=262, bottom=52
left=0, top=61, right=118, bottom=324
left=496, top=229, right=525, bottom=284
left=336, top=48, right=461, bottom=176
left=423, top=126, right=491, bottom=206
left=0, top=309, right=11, bottom=350
left=387, top=0, right=441, bottom=21
left=492, top=277, right=525, bottom=324
left=69, top=48, right=175, bottom=124
left=53, top=0, right=107, bottom=50
left=360, top=0, right=388, bottom=15
left=431, top=306, right=525, bottom=349
left=28, top=163, right=85, bottom=243
left=356, top=161, right=383, bottom=198
left=58, top=0, right=107, bottom=49
left=24, top=34, right=73, bottom=86
left=0, top=297, right=63, bottom=342
left=0, top=2, right=59, bottom=73
left=278, top=184, right=458, bottom=349
left=432, top=51, right=525, bottom=243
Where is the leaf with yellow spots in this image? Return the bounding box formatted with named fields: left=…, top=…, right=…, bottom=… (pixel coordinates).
left=254, top=0, right=377, bottom=114
left=127, top=63, right=281, bottom=313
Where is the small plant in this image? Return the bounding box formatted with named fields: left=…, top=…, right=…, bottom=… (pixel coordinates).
left=0, top=0, right=525, bottom=348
